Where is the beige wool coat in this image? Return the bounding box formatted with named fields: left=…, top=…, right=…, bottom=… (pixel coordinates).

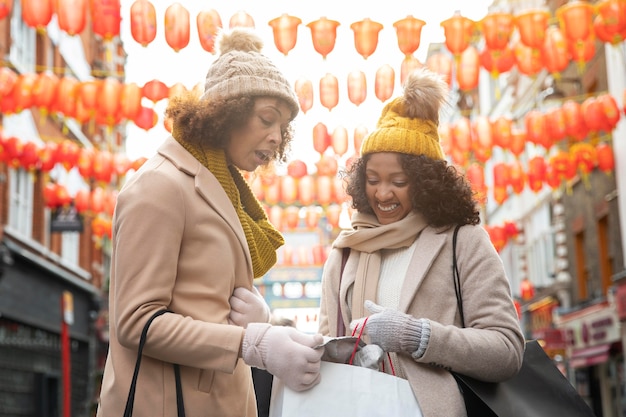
left=97, top=136, right=259, bottom=417
left=318, top=221, right=525, bottom=417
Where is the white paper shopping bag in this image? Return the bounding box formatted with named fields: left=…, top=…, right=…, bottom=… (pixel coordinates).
left=269, top=361, right=423, bottom=417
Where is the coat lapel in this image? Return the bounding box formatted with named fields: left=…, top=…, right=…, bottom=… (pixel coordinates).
left=398, top=228, right=447, bottom=312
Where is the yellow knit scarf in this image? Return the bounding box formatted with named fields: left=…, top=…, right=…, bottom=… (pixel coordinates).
left=172, top=130, right=284, bottom=278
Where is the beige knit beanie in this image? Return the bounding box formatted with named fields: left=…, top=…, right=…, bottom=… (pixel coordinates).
left=201, top=28, right=299, bottom=118
left=360, top=68, right=448, bottom=160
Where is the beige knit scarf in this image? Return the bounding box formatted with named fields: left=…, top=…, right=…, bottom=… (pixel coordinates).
left=173, top=130, right=284, bottom=278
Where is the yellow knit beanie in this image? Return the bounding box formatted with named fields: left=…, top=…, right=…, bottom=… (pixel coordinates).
left=360, top=68, right=449, bottom=160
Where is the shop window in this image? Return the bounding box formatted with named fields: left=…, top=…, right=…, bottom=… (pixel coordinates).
left=8, top=168, right=34, bottom=239
left=9, top=0, right=36, bottom=73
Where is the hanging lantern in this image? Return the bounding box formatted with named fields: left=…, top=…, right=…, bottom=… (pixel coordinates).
left=524, top=110, right=550, bottom=149
left=557, top=1, right=595, bottom=46
left=479, top=45, right=515, bottom=79
left=568, top=34, right=597, bottom=72
left=93, top=150, right=114, bottom=184
left=43, top=183, right=60, bottom=208
left=331, top=126, right=348, bottom=157
left=451, top=117, right=472, bottom=155
left=570, top=142, right=597, bottom=178
left=319, top=73, right=339, bottom=111
left=479, top=12, right=514, bottom=51
left=594, top=0, right=626, bottom=45
left=313, top=122, right=330, bottom=155
left=351, top=18, right=383, bottom=59
left=304, top=206, right=321, bottom=230
left=18, top=141, right=38, bottom=171
left=597, top=93, right=621, bottom=131
left=492, top=185, right=508, bottom=206
left=57, top=0, right=87, bottom=36
left=164, top=3, right=190, bottom=52
left=0, top=0, right=12, bottom=20
left=492, top=116, right=512, bottom=149
left=21, top=0, right=53, bottom=30
left=77, top=147, right=94, bottom=179
left=509, top=160, right=526, bottom=194
left=545, top=107, right=568, bottom=144
left=440, top=12, right=475, bottom=58
left=562, top=99, right=589, bottom=141
left=280, top=176, right=297, bottom=205
left=512, top=40, right=544, bottom=76
left=465, top=162, right=486, bottom=192
left=52, top=76, right=79, bottom=118
left=549, top=150, right=576, bottom=185
left=283, top=205, right=300, bottom=230
left=527, top=156, right=547, bottom=192
left=133, top=106, right=158, bottom=131
left=456, top=45, right=480, bottom=91
left=581, top=96, right=609, bottom=133
left=97, top=77, right=122, bottom=128
left=316, top=176, right=333, bottom=206
left=493, top=162, right=510, bottom=188
left=74, top=189, right=90, bottom=214
left=508, top=127, right=526, bottom=157
left=77, top=80, right=98, bottom=120
left=541, top=26, right=570, bottom=76
left=268, top=14, right=301, bottom=56
left=31, top=71, right=59, bottom=114
left=90, top=0, right=121, bottom=41
left=514, top=9, right=550, bottom=52
left=333, top=176, right=347, bottom=203
left=0, top=67, right=17, bottom=98
left=393, top=15, right=425, bottom=56
left=520, top=278, right=535, bottom=301
left=400, top=55, right=424, bottom=85
left=287, top=159, right=308, bottom=179
left=229, top=10, right=254, bottom=29
left=142, top=79, right=169, bottom=103
left=37, top=142, right=58, bottom=172
left=472, top=115, right=493, bottom=159
left=12, top=72, right=37, bottom=112
left=120, top=82, right=142, bottom=121
left=307, top=17, right=340, bottom=59
left=347, top=70, right=367, bottom=106
left=197, top=9, right=222, bottom=53
left=596, top=142, right=615, bottom=174
left=294, top=77, right=313, bottom=114
left=130, top=0, right=157, bottom=47
left=425, top=52, right=452, bottom=87
left=325, top=203, right=341, bottom=228
left=374, top=64, right=395, bottom=103
left=56, top=139, right=80, bottom=171
left=315, top=154, right=338, bottom=177
left=353, top=125, right=368, bottom=155
left=298, top=175, right=315, bottom=206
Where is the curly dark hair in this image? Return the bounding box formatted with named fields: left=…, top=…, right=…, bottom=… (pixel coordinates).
left=164, top=90, right=295, bottom=164
left=344, top=153, right=481, bottom=227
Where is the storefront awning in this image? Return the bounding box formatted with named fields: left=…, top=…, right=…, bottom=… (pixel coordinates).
left=570, top=344, right=611, bottom=368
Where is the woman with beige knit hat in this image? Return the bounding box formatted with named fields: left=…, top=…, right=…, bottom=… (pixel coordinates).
left=97, top=28, right=323, bottom=417
left=318, top=67, right=525, bottom=417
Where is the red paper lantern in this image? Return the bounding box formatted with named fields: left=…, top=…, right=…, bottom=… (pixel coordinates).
left=493, top=162, right=510, bottom=188
left=37, top=142, right=58, bottom=172
left=597, top=93, right=621, bottom=131
left=90, top=0, right=121, bottom=41
left=283, top=205, right=300, bottom=230
left=31, top=71, right=59, bottom=112
left=375, top=64, right=395, bottom=103
left=229, top=10, right=254, bottom=29
left=130, top=0, right=157, bottom=47
left=451, top=117, right=472, bottom=154
left=571, top=142, right=597, bottom=176
left=269, top=14, right=301, bottom=56
left=509, top=127, right=526, bottom=156
left=97, top=77, right=122, bottom=128
left=77, top=80, right=98, bottom=117
left=509, top=160, right=526, bottom=194
left=520, top=278, right=535, bottom=301
left=164, top=3, right=190, bottom=52
left=393, top=15, right=425, bottom=56
left=280, top=176, right=297, bottom=205
left=472, top=116, right=493, bottom=159
left=524, top=110, right=549, bottom=148
left=400, top=55, right=424, bottom=85
left=557, top=1, right=595, bottom=44
left=93, top=150, right=114, bottom=183
left=298, top=175, right=315, bottom=206
left=425, top=52, right=452, bottom=87
left=0, top=0, right=12, bottom=20
left=331, top=126, right=348, bottom=157
left=541, top=26, right=569, bottom=76
left=294, top=78, right=314, bottom=114
left=307, top=17, right=340, bottom=59
left=74, top=189, right=90, bottom=213
left=351, top=18, right=383, bottom=60
left=133, top=106, right=158, bottom=131
left=319, top=73, right=339, bottom=111
left=479, top=12, right=514, bottom=51
left=513, top=40, right=544, bottom=76
left=316, top=154, right=338, bottom=177
left=594, top=0, right=626, bottom=45
left=57, top=0, right=87, bottom=36
left=596, top=142, right=615, bottom=174
left=56, top=139, right=80, bottom=170
left=347, top=70, right=367, bottom=106
left=353, top=125, right=368, bottom=155
left=562, top=99, right=589, bottom=141
left=19, top=141, right=38, bottom=171
left=21, top=0, right=53, bottom=30
left=567, top=33, right=596, bottom=71
left=325, top=203, right=341, bottom=228
left=197, top=9, right=222, bottom=53
left=12, top=73, right=37, bottom=112
left=514, top=9, right=550, bottom=51
left=465, top=162, right=485, bottom=191
left=440, top=12, right=475, bottom=57
left=77, top=147, right=94, bottom=179
left=316, top=176, right=333, bottom=206
left=456, top=45, right=480, bottom=91
left=527, top=156, right=547, bottom=192
left=479, top=46, right=515, bottom=78
left=549, top=150, right=576, bottom=184
left=492, top=116, right=512, bottom=149
left=581, top=96, right=609, bottom=133
left=287, top=159, right=307, bottom=179
left=43, top=183, right=60, bottom=208
left=312, top=122, right=330, bottom=155
left=142, top=79, right=169, bottom=103
left=120, top=82, right=142, bottom=121
left=0, top=67, right=17, bottom=98
left=545, top=107, right=568, bottom=143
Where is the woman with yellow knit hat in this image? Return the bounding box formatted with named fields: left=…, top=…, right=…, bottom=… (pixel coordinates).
left=97, top=28, right=324, bottom=417
left=318, top=67, right=524, bottom=417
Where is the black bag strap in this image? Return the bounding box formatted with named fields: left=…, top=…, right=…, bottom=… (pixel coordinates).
left=452, top=224, right=465, bottom=328
left=123, top=309, right=186, bottom=417
left=337, top=247, right=350, bottom=337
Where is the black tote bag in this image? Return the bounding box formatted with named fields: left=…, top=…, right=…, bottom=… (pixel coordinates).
left=450, top=225, right=596, bottom=417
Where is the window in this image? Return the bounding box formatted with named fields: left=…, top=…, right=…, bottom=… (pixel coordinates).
left=61, top=232, right=80, bottom=266
left=8, top=168, right=34, bottom=238
left=9, top=0, right=36, bottom=73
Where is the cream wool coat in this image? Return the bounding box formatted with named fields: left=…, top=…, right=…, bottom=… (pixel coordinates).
left=97, top=136, right=259, bottom=417
left=318, top=221, right=525, bottom=417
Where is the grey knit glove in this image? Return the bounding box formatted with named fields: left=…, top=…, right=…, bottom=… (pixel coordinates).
left=242, top=323, right=324, bottom=391
left=350, top=300, right=431, bottom=359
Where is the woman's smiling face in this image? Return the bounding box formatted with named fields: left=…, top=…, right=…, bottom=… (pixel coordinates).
left=226, top=97, right=292, bottom=172
left=365, top=152, right=413, bottom=225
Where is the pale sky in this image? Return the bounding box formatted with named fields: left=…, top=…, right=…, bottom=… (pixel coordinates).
left=120, top=0, right=493, bottom=172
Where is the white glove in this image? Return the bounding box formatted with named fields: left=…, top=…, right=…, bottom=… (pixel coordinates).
left=242, top=323, right=324, bottom=392
left=350, top=300, right=430, bottom=358
left=229, top=286, right=270, bottom=328
left=352, top=344, right=385, bottom=369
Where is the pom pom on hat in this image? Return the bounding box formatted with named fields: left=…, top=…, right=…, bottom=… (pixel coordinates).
left=360, top=68, right=449, bottom=160
left=201, top=28, right=299, bottom=118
